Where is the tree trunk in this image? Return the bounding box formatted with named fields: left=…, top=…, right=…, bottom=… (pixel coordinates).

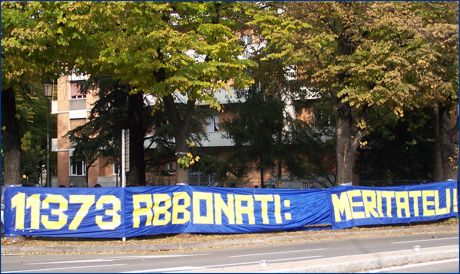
left=126, top=92, right=146, bottom=186
left=433, top=104, right=443, bottom=181
left=175, top=132, right=188, bottom=185
left=2, top=88, right=22, bottom=186
left=434, top=104, right=458, bottom=181
left=335, top=102, right=361, bottom=185
left=259, top=167, right=265, bottom=188
left=163, top=94, right=196, bottom=185
left=277, top=159, right=282, bottom=188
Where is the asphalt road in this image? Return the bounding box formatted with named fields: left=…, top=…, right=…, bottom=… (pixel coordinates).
left=1, top=233, right=458, bottom=273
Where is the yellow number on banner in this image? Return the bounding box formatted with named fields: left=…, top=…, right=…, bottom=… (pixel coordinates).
left=26, top=194, right=41, bottom=229
left=95, top=195, right=121, bottom=230
left=69, top=195, right=95, bottom=230
left=11, top=193, right=26, bottom=230
left=41, top=195, right=68, bottom=230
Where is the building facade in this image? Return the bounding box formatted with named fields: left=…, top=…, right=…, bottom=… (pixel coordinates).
left=52, top=74, right=118, bottom=187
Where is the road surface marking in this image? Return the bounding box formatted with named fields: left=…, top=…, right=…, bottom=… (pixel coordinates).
left=3, top=263, right=126, bottom=273
left=365, top=258, right=459, bottom=273
left=29, top=259, right=114, bottom=265
left=28, top=254, right=209, bottom=265
left=106, top=254, right=209, bottom=259
left=123, top=255, right=322, bottom=273
left=391, top=236, right=458, bottom=244
left=123, top=266, right=204, bottom=273
left=230, top=248, right=326, bottom=258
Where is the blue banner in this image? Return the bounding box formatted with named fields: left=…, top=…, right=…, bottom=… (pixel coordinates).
left=329, top=181, right=458, bottom=229
left=3, top=187, right=125, bottom=238
left=3, top=186, right=329, bottom=238
left=2, top=182, right=457, bottom=238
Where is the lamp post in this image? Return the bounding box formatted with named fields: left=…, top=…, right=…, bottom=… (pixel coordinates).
left=44, top=83, right=53, bottom=187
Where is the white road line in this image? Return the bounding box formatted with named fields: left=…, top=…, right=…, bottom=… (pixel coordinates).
left=391, top=236, right=458, bottom=244
left=265, top=255, right=322, bottom=263
left=106, top=254, right=209, bottom=259
left=365, top=258, right=459, bottom=273
left=29, top=259, right=114, bottom=265
left=3, top=263, right=126, bottom=273
left=230, top=248, right=326, bottom=258
left=124, top=255, right=322, bottom=273
left=28, top=254, right=209, bottom=265
left=124, top=266, right=204, bottom=273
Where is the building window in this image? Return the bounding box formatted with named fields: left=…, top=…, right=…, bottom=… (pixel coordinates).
left=70, top=157, right=86, bottom=176
left=70, top=81, right=86, bottom=99
left=206, top=115, right=220, bottom=132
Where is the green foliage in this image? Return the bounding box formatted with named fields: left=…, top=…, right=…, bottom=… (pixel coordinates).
left=358, top=108, right=436, bottom=183
left=250, top=2, right=458, bottom=119
left=16, top=83, right=56, bottom=185
left=67, top=77, right=139, bottom=167
left=53, top=2, right=255, bottom=105
left=224, top=85, right=287, bottom=179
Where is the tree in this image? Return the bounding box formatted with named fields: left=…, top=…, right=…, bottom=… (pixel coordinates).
left=16, top=84, right=57, bottom=186
left=225, top=84, right=286, bottom=188
left=288, top=98, right=336, bottom=185
left=248, top=2, right=458, bottom=184
left=52, top=2, right=254, bottom=185
left=357, top=108, right=435, bottom=185
left=407, top=3, right=458, bottom=180
left=1, top=2, right=77, bottom=186
left=67, top=77, right=150, bottom=186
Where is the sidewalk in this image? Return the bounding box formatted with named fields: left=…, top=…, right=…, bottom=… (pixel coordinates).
left=1, top=222, right=458, bottom=255
left=191, top=245, right=459, bottom=273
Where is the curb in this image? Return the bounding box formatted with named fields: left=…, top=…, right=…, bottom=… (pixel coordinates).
left=2, top=224, right=458, bottom=255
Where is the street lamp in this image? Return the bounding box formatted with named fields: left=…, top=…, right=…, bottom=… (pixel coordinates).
left=44, top=83, right=53, bottom=187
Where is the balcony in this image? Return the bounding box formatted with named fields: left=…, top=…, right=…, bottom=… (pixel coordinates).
left=199, top=131, right=234, bottom=147
left=69, top=110, right=87, bottom=119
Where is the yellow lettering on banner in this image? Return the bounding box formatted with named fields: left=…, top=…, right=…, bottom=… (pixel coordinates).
left=395, top=192, right=410, bottom=218
left=11, top=193, right=25, bottom=230
left=214, top=193, right=235, bottom=225
left=362, top=190, right=379, bottom=218
left=376, top=191, right=384, bottom=217
left=235, top=195, right=255, bottom=225
left=422, top=190, right=435, bottom=217
left=68, top=195, right=95, bottom=230
left=331, top=192, right=351, bottom=222
left=153, top=194, right=172, bottom=226
left=445, top=189, right=451, bottom=214
left=132, top=194, right=153, bottom=228
left=254, top=195, right=273, bottom=224
left=409, top=191, right=421, bottom=217
left=381, top=191, right=395, bottom=217
left=274, top=195, right=282, bottom=224
left=435, top=190, right=449, bottom=215
left=453, top=188, right=457, bottom=213
left=95, top=195, right=121, bottom=230
left=348, top=190, right=365, bottom=219
left=193, top=192, right=214, bottom=224
left=41, top=194, right=68, bottom=230
left=26, top=194, right=41, bottom=229
left=172, top=192, right=190, bottom=225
